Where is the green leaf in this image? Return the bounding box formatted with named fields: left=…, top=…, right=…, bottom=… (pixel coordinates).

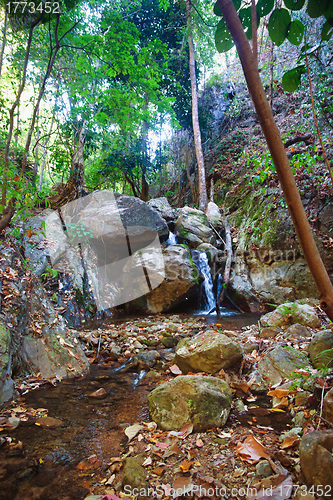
left=239, top=7, right=260, bottom=40
left=215, top=18, right=234, bottom=52
left=284, top=0, right=305, bottom=10
left=268, top=8, right=291, bottom=46
left=257, top=0, right=274, bottom=17
left=287, top=20, right=304, bottom=45
left=214, top=0, right=241, bottom=16
left=281, top=65, right=306, bottom=92
left=322, top=20, right=333, bottom=41
left=307, top=0, right=330, bottom=18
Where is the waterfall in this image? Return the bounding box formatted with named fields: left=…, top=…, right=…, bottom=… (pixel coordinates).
left=197, top=252, right=216, bottom=314
left=167, top=231, right=177, bottom=245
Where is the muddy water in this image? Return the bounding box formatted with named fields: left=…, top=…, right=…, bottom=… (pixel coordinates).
left=0, top=368, right=150, bottom=500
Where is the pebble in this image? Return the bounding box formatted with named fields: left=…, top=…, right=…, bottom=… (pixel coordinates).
left=89, top=388, right=107, bottom=399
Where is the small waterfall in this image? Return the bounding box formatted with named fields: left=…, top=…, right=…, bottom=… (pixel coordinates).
left=197, top=252, right=216, bottom=314
left=167, top=231, right=177, bottom=245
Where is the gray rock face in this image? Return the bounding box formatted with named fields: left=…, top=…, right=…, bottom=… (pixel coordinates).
left=258, top=346, right=308, bottom=388
left=148, top=375, right=232, bottom=431
left=127, top=244, right=199, bottom=313
left=205, top=202, right=223, bottom=228
left=282, top=323, right=313, bottom=339
left=260, top=301, right=321, bottom=329
left=147, top=197, right=178, bottom=223
left=175, top=207, right=215, bottom=249
left=0, top=324, right=15, bottom=404
left=299, top=430, right=333, bottom=494
left=307, top=330, right=333, bottom=368
left=196, top=243, right=219, bottom=261
left=174, top=330, right=243, bottom=374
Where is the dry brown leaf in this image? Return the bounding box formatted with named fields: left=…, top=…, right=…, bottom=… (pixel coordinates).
left=268, top=389, right=295, bottom=398
left=179, top=460, right=194, bottom=473
left=236, top=435, right=269, bottom=464
left=152, top=466, right=165, bottom=476
left=196, top=438, right=204, bottom=447
left=281, top=436, right=300, bottom=449
left=142, top=456, right=152, bottom=467
left=172, top=477, right=192, bottom=496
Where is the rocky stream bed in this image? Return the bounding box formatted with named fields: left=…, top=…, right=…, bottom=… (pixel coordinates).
left=1, top=307, right=333, bottom=500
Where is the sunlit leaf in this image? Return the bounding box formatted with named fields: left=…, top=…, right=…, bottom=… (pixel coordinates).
left=268, top=8, right=291, bottom=46
left=124, top=423, right=142, bottom=441
left=281, top=65, right=306, bottom=92
left=287, top=20, right=304, bottom=45
left=322, top=20, right=333, bottom=41
left=239, top=7, right=260, bottom=40
left=236, top=435, right=269, bottom=464
left=214, top=0, right=241, bottom=16
left=257, top=0, right=274, bottom=17
left=215, top=18, right=234, bottom=52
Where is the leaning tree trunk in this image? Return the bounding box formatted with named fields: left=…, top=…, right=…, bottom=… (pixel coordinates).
left=186, top=0, right=208, bottom=212
left=71, top=119, right=87, bottom=197
left=217, top=0, right=333, bottom=320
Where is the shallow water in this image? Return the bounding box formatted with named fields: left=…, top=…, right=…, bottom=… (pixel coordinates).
left=0, top=367, right=150, bottom=500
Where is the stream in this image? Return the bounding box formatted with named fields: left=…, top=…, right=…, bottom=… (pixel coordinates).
left=0, top=312, right=265, bottom=500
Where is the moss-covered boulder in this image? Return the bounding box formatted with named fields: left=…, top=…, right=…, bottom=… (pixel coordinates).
left=300, top=430, right=333, bottom=493
left=205, top=202, right=223, bottom=228
left=307, top=330, right=333, bottom=368
left=174, top=331, right=243, bottom=374
left=258, top=345, right=309, bottom=388
left=260, top=301, right=321, bottom=328
left=175, top=207, right=215, bottom=249
left=148, top=375, right=232, bottom=431
left=121, top=453, right=149, bottom=491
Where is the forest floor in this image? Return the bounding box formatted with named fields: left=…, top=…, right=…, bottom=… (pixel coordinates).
left=1, top=312, right=332, bottom=500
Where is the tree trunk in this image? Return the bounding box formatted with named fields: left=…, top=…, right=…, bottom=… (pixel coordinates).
left=71, top=119, right=86, bottom=197
left=186, top=0, right=208, bottom=211
left=185, top=132, right=195, bottom=204
left=217, top=0, right=333, bottom=320
left=2, top=14, right=42, bottom=209
left=0, top=10, right=8, bottom=79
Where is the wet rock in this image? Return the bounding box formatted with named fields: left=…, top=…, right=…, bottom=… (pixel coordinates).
left=307, top=330, right=333, bottom=368
left=197, top=243, right=219, bottom=261
left=147, top=197, right=178, bottom=224
left=299, top=430, right=333, bottom=493
left=89, top=388, right=107, bottom=399
left=258, top=346, right=308, bottom=388
left=283, top=323, right=313, bottom=339
left=175, top=206, right=215, bottom=248
left=260, top=301, right=321, bottom=329
left=205, top=202, right=223, bottom=228
left=126, top=245, right=199, bottom=313
left=174, top=330, right=243, bottom=374
left=323, top=387, right=333, bottom=424
left=35, top=416, right=63, bottom=428
left=259, top=327, right=280, bottom=339
left=148, top=375, right=232, bottom=431
left=121, top=453, right=149, bottom=491
left=161, top=336, right=178, bottom=348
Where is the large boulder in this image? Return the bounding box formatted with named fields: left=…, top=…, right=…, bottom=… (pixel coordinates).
left=174, top=330, right=243, bottom=374
left=175, top=207, right=215, bottom=249
left=307, top=329, right=333, bottom=368
left=299, top=430, right=333, bottom=494
left=323, top=387, right=333, bottom=424
left=0, top=246, right=89, bottom=403
left=148, top=375, right=232, bottom=431
left=147, top=197, right=178, bottom=224
left=260, top=301, right=321, bottom=329
left=257, top=346, right=309, bottom=388
left=205, top=202, right=223, bottom=228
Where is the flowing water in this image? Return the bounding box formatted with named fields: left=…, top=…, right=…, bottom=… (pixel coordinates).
left=196, top=252, right=216, bottom=314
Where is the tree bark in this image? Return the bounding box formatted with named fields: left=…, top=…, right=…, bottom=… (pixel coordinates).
left=185, top=132, right=195, bottom=204
left=217, top=0, right=333, bottom=320
left=186, top=0, right=208, bottom=211
left=0, top=10, right=8, bottom=79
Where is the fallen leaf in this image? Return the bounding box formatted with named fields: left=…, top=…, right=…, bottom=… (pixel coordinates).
left=196, top=438, right=204, bottom=447
left=268, top=389, right=296, bottom=398
left=105, top=473, right=116, bottom=485
left=168, top=423, right=193, bottom=439
left=35, top=416, right=63, bottom=428
left=156, top=441, right=171, bottom=449
left=179, top=460, right=194, bottom=473
left=172, top=477, right=192, bottom=496
left=236, top=435, right=269, bottom=464
left=152, top=466, right=165, bottom=476
left=125, top=423, right=142, bottom=442
left=170, top=364, right=182, bottom=375
left=142, top=456, right=152, bottom=467
left=281, top=436, right=300, bottom=449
